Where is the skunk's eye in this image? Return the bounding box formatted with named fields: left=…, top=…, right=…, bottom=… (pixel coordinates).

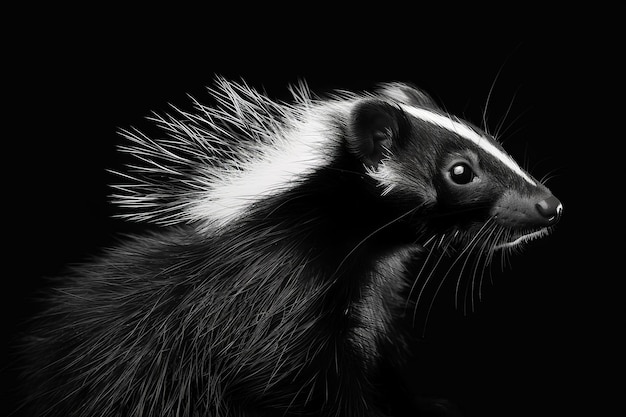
left=449, top=162, right=475, bottom=185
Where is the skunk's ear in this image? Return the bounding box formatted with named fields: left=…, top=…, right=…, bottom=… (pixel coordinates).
left=347, top=99, right=405, bottom=168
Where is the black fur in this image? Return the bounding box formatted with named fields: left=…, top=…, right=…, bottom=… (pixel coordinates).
left=16, top=81, right=557, bottom=416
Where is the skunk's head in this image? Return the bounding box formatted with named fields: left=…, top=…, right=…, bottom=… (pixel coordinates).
left=114, top=79, right=562, bottom=252
left=349, top=83, right=563, bottom=251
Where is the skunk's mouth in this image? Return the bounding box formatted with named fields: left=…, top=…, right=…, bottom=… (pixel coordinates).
left=493, top=226, right=552, bottom=250
left=489, top=190, right=562, bottom=252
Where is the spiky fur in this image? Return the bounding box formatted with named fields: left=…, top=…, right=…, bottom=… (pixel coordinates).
left=113, top=78, right=362, bottom=229
left=17, top=78, right=560, bottom=416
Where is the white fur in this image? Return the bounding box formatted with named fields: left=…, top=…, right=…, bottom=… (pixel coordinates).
left=366, top=162, right=399, bottom=197
left=495, top=227, right=551, bottom=250
left=188, top=104, right=348, bottom=229
left=399, top=105, right=536, bottom=186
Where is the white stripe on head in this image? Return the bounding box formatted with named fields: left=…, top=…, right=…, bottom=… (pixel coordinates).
left=399, top=105, right=536, bottom=186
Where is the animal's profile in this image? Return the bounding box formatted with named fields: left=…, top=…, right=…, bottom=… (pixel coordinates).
left=17, top=78, right=562, bottom=416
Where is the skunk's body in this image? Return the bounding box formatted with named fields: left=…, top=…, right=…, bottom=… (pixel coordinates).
left=19, top=79, right=562, bottom=416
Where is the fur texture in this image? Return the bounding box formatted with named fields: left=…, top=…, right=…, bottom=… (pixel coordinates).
left=17, top=78, right=561, bottom=416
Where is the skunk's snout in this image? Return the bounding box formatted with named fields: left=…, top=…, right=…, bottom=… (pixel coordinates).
left=492, top=191, right=563, bottom=228
left=535, top=195, right=563, bottom=226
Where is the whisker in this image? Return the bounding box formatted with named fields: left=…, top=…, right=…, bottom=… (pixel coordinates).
left=482, top=72, right=500, bottom=136
left=411, top=235, right=450, bottom=327
left=421, top=234, right=438, bottom=248
left=495, top=106, right=529, bottom=145
left=539, top=166, right=565, bottom=186
left=498, top=228, right=514, bottom=271
left=449, top=219, right=497, bottom=311
left=455, top=245, right=476, bottom=314
left=465, top=241, right=484, bottom=315
left=477, top=256, right=488, bottom=304
left=332, top=205, right=422, bottom=279
left=405, top=236, right=439, bottom=312
left=478, top=226, right=502, bottom=302
left=470, top=223, right=499, bottom=312
left=420, top=218, right=496, bottom=335
left=493, top=87, right=520, bottom=140
left=459, top=221, right=497, bottom=315
left=459, top=252, right=475, bottom=316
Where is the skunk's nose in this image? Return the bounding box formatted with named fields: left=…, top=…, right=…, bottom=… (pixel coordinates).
left=492, top=191, right=563, bottom=228
left=535, top=195, right=563, bottom=225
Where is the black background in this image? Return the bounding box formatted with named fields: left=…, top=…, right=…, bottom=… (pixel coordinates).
left=3, top=8, right=622, bottom=417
